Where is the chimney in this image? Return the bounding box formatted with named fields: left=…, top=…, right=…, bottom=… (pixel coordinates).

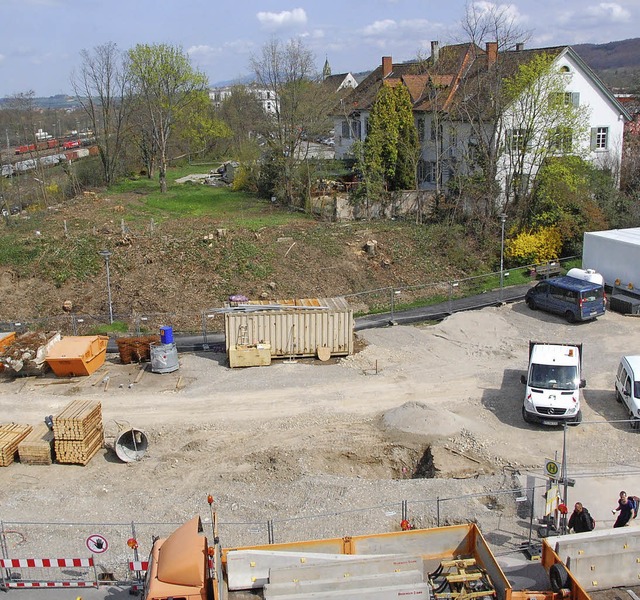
left=515, top=42, right=524, bottom=52
left=382, top=56, right=392, bottom=78
left=486, top=42, right=498, bottom=68
left=431, top=41, right=440, bottom=63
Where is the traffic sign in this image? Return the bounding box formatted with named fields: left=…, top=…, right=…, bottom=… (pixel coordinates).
left=86, top=534, right=108, bottom=554
left=544, top=459, right=561, bottom=479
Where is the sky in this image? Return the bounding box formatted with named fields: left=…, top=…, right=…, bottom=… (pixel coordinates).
left=0, top=0, right=638, bottom=98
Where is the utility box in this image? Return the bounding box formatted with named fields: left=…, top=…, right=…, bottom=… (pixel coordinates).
left=228, top=343, right=272, bottom=368
left=45, top=335, right=109, bottom=377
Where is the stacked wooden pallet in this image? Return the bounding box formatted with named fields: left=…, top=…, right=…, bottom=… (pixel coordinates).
left=0, top=423, right=33, bottom=467
left=18, top=423, right=55, bottom=465
left=53, top=400, right=103, bottom=465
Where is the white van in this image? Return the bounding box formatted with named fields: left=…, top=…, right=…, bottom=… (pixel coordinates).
left=615, top=356, right=640, bottom=428
left=521, top=342, right=584, bottom=425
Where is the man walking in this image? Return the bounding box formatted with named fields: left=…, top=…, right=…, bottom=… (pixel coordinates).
left=568, top=502, right=595, bottom=533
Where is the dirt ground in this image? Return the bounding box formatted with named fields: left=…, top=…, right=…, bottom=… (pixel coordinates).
left=1, top=301, right=640, bottom=551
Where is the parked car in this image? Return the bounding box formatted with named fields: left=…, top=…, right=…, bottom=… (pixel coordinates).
left=525, top=274, right=605, bottom=323
left=615, top=355, right=640, bottom=429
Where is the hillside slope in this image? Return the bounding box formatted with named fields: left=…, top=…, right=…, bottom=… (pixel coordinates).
left=0, top=190, right=491, bottom=333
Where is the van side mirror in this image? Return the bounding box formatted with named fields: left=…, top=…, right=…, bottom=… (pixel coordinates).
left=580, top=379, right=586, bottom=388
left=520, top=374, right=527, bottom=385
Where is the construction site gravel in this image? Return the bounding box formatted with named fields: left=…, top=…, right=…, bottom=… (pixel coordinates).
left=1, top=301, right=640, bottom=559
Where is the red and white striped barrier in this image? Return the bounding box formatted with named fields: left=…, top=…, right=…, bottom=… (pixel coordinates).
left=0, top=557, right=96, bottom=589
left=1, top=558, right=93, bottom=568
left=129, top=560, right=149, bottom=572
left=4, top=581, right=94, bottom=588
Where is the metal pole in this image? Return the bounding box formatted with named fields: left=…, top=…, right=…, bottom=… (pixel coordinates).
left=390, top=288, right=394, bottom=324
left=500, top=213, right=507, bottom=300
left=561, top=422, right=568, bottom=534
left=99, top=250, right=113, bottom=324
left=105, top=255, right=113, bottom=324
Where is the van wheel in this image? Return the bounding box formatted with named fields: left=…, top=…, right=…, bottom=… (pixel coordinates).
left=631, top=418, right=640, bottom=431
left=522, top=406, right=533, bottom=423
left=550, top=563, right=570, bottom=592
left=527, top=298, right=537, bottom=310
left=616, top=390, right=623, bottom=403
left=565, top=311, right=576, bottom=323
left=568, top=410, right=582, bottom=426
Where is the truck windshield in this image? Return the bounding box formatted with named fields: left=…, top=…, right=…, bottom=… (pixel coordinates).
left=530, top=364, right=578, bottom=390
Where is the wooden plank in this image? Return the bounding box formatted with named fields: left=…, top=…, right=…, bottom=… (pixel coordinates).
left=18, top=423, right=54, bottom=465
left=0, top=423, right=33, bottom=467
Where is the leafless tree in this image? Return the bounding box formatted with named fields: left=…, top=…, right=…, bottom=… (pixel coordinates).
left=71, top=42, right=130, bottom=186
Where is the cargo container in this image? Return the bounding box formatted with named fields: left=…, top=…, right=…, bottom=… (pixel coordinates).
left=224, top=297, right=353, bottom=359
left=582, top=228, right=640, bottom=292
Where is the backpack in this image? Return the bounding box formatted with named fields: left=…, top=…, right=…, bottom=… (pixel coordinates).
left=583, top=509, right=595, bottom=531
left=629, top=496, right=640, bottom=518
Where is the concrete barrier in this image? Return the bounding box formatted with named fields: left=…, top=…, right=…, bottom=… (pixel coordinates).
left=547, top=528, right=640, bottom=591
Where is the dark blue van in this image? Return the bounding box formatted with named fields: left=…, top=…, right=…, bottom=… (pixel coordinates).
left=525, top=276, right=605, bottom=323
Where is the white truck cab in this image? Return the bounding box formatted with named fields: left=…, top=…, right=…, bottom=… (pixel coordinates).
left=521, top=342, right=584, bottom=426
left=615, top=355, right=640, bottom=429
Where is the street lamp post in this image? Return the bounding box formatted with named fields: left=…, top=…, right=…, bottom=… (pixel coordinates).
left=99, top=250, right=113, bottom=324
left=499, top=213, right=507, bottom=300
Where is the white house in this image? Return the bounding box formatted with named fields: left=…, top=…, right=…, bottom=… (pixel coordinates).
left=333, top=42, right=630, bottom=207
left=209, top=85, right=279, bottom=115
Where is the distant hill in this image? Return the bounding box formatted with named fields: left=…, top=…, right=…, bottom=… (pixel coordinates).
left=572, top=38, right=640, bottom=91
left=0, top=94, right=81, bottom=110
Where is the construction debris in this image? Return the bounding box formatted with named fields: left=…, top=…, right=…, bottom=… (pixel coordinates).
left=0, top=331, right=61, bottom=376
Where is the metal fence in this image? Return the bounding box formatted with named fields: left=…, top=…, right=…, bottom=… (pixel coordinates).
left=0, top=482, right=547, bottom=587
left=0, top=258, right=577, bottom=338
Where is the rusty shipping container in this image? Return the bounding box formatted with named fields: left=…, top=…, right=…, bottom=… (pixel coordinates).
left=224, top=297, right=354, bottom=359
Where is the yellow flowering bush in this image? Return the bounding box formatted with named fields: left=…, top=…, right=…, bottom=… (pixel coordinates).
left=505, top=227, right=562, bottom=265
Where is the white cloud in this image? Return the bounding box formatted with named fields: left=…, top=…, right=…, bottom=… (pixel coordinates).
left=362, top=19, right=398, bottom=36
left=188, top=45, right=220, bottom=59
left=469, top=1, right=528, bottom=25
left=256, top=8, right=307, bottom=30
left=188, top=40, right=255, bottom=66
left=585, top=2, right=630, bottom=22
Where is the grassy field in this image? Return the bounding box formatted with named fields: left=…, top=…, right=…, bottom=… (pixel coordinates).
left=108, top=165, right=309, bottom=229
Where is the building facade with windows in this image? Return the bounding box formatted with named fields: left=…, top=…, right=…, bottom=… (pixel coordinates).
left=333, top=42, right=630, bottom=206
left=209, top=85, right=279, bottom=115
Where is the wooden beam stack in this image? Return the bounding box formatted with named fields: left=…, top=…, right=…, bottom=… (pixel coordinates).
left=0, top=423, right=33, bottom=467
left=18, top=423, right=55, bottom=465
left=53, top=400, right=103, bottom=465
